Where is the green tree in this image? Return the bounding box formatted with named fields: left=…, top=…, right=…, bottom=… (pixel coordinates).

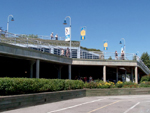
left=141, top=52, right=150, bottom=68
left=108, top=56, right=112, bottom=60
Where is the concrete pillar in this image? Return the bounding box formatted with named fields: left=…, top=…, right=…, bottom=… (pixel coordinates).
left=36, top=59, right=40, bottom=78
left=68, top=64, right=71, bottom=79
left=51, top=47, right=54, bottom=54
left=116, top=67, right=118, bottom=83
left=58, top=66, right=62, bottom=79
left=125, top=70, right=127, bottom=82
left=30, top=61, right=35, bottom=78
left=103, top=66, right=106, bottom=82
left=130, top=68, right=133, bottom=82
left=135, top=66, right=138, bottom=84
left=77, top=47, right=80, bottom=58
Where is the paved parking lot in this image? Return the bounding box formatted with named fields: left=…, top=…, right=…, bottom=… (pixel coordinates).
left=2, top=95, right=150, bottom=113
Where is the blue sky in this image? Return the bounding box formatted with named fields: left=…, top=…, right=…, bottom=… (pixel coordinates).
left=0, top=0, right=150, bottom=56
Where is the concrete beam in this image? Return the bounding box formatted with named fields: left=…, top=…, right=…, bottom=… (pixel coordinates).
left=72, top=59, right=137, bottom=67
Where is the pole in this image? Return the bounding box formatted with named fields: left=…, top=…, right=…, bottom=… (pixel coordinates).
left=64, top=16, right=71, bottom=58
left=7, top=15, right=13, bottom=33
left=121, top=38, right=125, bottom=59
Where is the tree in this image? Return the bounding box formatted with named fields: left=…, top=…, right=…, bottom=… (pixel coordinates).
left=108, top=56, right=112, bottom=60
left=141, top=52, right=150, bottom=68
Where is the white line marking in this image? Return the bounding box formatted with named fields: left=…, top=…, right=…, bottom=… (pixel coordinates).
left=47, top=98, right=106, bottom=113
left=123, top=102, right=140, bottom=113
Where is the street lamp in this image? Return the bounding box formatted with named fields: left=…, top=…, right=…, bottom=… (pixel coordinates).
left=136, top=51, right=140, bottom=56
left=63, top=16, right=71, bottom=58
left=7, top=15, right=14, bottom=33
left=119, top=38, right=125, bottom=58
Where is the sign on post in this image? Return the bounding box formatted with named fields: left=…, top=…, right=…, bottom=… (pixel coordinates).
left=103, top=41, right=108, bottom=50
left=80, top=27, right=86, bottom=40
left=65, top=27, right=71, bottom=41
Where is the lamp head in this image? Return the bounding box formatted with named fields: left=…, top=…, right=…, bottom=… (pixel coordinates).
left=11, top=17, right=14, bottom=21
left=63, top=20, right=67, bottom=25
left=119, top=41, right=122, bottom=44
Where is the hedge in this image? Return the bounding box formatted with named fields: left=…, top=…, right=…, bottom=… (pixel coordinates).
left=140, top=75, right=150, bottom=82
left=0, top=78, right=84, bottom=95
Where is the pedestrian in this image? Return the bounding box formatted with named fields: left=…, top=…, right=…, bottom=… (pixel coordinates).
left=66, top=48, right=70, bottom=57
left=121, top=50, right=124, bottom=60
left=55, top=34, right=58, bottom=40
left=115, top=51, right=118, bottom=60
left=89, top=76, right=93, bottom=82
left=84, top=77, right=87, bottom=83
left=50, top=32, right=54, bottom=40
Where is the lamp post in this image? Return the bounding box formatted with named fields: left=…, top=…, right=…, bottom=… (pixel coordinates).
left=136, top=51, right=140, bottom=56
left=119, top=38, right=125, bottom=59
left=7, top=15, right=14, bottom=33
left=63, top=16, right=71, bottom=58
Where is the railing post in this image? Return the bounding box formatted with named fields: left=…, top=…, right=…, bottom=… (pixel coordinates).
left=27, top=38, right=28, bottom=48
left=0, top=30, right=1, bottom=42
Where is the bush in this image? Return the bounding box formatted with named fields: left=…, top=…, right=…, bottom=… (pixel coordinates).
left=116, top=81, right=123, bottom=88
left=85, top=81, right=97, bottom=89
left=64, top=80, right=84, bottom=90
left=140, top=81, right=150, bottom=87
left=0, top=78, right=84, bottom=95
left=140, top=75, right=150, bottom=82
left=122, top=81, right=138, bottom=88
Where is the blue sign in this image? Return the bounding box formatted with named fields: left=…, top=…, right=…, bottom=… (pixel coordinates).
left=80, top=27, right=86, bottom=40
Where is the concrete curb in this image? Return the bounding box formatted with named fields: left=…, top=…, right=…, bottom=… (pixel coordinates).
left=0, top=88, right=150, bottom=112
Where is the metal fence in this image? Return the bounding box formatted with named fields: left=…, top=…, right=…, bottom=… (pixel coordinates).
left=0, top=30, right=142, bottom=60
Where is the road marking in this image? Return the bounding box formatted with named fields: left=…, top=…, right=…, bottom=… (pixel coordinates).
left=87, top=100, right=121, bottom=113
left=123, top=102, right=140, bottom=113
left=47, top=98, right=106, bottom=113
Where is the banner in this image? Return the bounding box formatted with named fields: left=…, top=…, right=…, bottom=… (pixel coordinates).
left=80, top=27, right=86, bottom=40
left=65, top=27, right=71, bottom=41
left=103, top=41, right=108, bottom=50
left=121, top=46, right=124, bottom=53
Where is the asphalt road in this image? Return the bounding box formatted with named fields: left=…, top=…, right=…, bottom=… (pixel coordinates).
left=1, top=95, right=150, bottom=113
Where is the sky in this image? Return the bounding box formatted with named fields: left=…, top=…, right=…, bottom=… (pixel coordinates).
left=0, top=0, right=150, bottom=57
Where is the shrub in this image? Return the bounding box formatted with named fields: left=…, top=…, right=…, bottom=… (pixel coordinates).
left=0, top=78, right=84, bottom=95
left=122, top=81, right=138, bottom=88
left=116, top=81, right=123, bottom=88
left=140, top=81, right=150, bottom=87
left=64, top=80, right=84, bottom=90
left=87, top=81, right=97, bottom=89
left=123, top=81, right=135, bottom=85
left=97, top=81, right=115, bottom=88
left=140, top=75, right=150, bottom=82
left=84, top=82, right=90, bottom=88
